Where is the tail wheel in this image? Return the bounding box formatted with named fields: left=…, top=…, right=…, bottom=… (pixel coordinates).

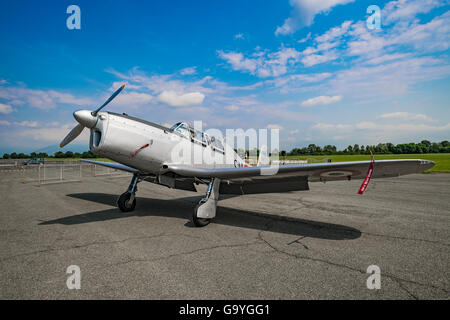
left=118, top=192, right=136, bottom=212
left=192, top=201, right=211, bottom=227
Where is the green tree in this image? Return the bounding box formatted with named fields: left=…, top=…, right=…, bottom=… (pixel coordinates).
left=54, top=151, right=65, bottom=158
left=421, top=140, right=431, bottom=153
left=386, top=143, right=395, bottom=153
left=430, top=143, right=439, bottom=153
left=82, top=151, right=97, bottom=158
left=323, top=145, right=336, bottom=154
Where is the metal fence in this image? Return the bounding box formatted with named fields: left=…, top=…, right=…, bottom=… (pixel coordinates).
left=0, top=161, right=131, bottom=184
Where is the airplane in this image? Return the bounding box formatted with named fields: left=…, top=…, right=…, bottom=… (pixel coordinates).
left=59, top=85, right=435, bottom=227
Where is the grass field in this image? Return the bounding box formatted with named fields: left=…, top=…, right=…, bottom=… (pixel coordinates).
left=285, top=153, right=450, bottom=173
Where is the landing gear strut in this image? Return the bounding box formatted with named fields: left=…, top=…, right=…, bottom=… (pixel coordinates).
left=192, top=178, right=220, bottom=227
left=118, top=173, right=140, bottom=212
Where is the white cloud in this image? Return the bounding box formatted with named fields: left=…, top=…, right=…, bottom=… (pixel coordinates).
left=14, top=121, right=39, bottom=127
left=299, top=20, right=353, bottom=66
left=309, top=119, right=450, bottom=145
left=15, top=123, right=90, bottom=143
left=0, top=103, right=14, bottom=114
left=46, top=90, right=93, bottom=106
left=267, top=124, right=283, bottom=130
left=0, top=87, right=93, bottom=110
left=301, top=51, right=339, bottom=67
left=390, top=11, right=450, bottom=52
left=386, top=122, right=450, bottom=132
left=220, top=6, right=449, bottom=84
left=108, top=67, right=264, bottom=97
left=0, top=120, right=11, bottom=126
left=383, top=0, right=446, bottom=25
left=264, top=72, right=332, bottom=94
left=217, top=51, right=257, bottom=74
left=345, top=10, right=450, bottom=62
left=0, top=80, right=7, bottom=85
left=358, top=121, right=450, bottom=133
left=234, top=33, right=245, bottom=40
left=297, top=32, right=311, bottom=43
left=266, top=72, right=332, bottom=88
left=329, top=56, right=450, bottom=98
left=356, top=121, right=377, bottom=129
left=180, top=67, right=197, bottom=75
left=378, top=112, right=433, bottom=121
left=364, top=53, right=411, bottom=65
left=315, top=20, right=352, bottom=43
left=275, top=17, right=298, bottom=36
left=218, top=47, right=301, bottom=78
left=301, top=95, right=342, bottom=107
left=275, top=0, right=355, bottom=35
left=225, top=105, right=239, bottom=111
left=312, top=123, right=335, bottom=130
left=157, top=90, right=205, bottom=107
left=112, top=91, right=153, bottom=107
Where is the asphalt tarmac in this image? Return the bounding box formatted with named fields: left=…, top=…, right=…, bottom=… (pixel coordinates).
left=0, top=171, right=449, bottom=299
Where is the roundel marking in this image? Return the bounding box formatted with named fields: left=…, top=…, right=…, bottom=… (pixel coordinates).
left=313, top=169, right=361, bottom=178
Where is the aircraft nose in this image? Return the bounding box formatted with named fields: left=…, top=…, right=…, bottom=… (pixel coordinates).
left=73, top=110, right=98, bottom=128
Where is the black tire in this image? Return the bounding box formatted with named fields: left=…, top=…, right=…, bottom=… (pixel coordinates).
left=117, top=192, right=136, bottom=212
left=192, top=202, right=211, bottom=227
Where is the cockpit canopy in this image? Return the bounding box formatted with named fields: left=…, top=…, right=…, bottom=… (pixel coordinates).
left=169, top=122, right=225, bottom=151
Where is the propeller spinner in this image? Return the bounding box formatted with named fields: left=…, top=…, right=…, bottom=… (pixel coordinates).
left=59, top=84, right=125, bottom=148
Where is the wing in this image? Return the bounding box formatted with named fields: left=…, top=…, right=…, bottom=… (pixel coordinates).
left=80, top=159, right=138, bottom=173
left=167, top=159, right=434, bottom=195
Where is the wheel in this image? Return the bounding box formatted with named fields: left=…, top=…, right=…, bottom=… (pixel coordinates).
left=192, top=201, right=211, bottom=227
left=117, top=192, right=136, bottom=212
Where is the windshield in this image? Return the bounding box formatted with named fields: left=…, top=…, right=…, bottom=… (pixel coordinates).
left=169, top=122, right=182, bottom=131
left=170, top=122, right=213, bottom=146
left=170, top=122, right=190, bottom=139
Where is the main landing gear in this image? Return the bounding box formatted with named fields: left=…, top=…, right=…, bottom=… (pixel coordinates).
left=118, top=173, right=140, bottom=212
left=117, top=174, right=221, bottom=227
left=192, top=178, right=221, bottom=227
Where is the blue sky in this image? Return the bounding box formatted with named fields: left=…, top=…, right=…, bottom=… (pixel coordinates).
left=0, top=0, right=449, bottom=154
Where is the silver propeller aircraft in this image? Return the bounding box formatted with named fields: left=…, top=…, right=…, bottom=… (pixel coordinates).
left=60, top=85, right=435, bottom=227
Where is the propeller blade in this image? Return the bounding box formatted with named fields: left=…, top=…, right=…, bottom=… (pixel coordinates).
left=91, top=84, right=125, bottom=116
left=59, top=123, right=84, bottom=148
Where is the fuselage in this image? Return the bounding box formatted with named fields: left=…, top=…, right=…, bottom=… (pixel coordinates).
left=89, top=112, right=246, bottom=174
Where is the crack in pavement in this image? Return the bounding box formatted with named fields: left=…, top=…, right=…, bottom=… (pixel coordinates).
left=390, top=277, right=419, bottom=300
left=108, top=240, right=262, bottom=267
left=257, top=221, right=449, bottom=298
left=0, top=232, right=203, bottom=262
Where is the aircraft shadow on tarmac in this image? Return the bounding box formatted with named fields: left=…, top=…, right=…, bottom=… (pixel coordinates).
left=38, top=193, right=362, bottom=241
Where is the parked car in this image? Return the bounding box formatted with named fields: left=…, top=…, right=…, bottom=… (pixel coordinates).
left=22, top=157, right=45, bottom=165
